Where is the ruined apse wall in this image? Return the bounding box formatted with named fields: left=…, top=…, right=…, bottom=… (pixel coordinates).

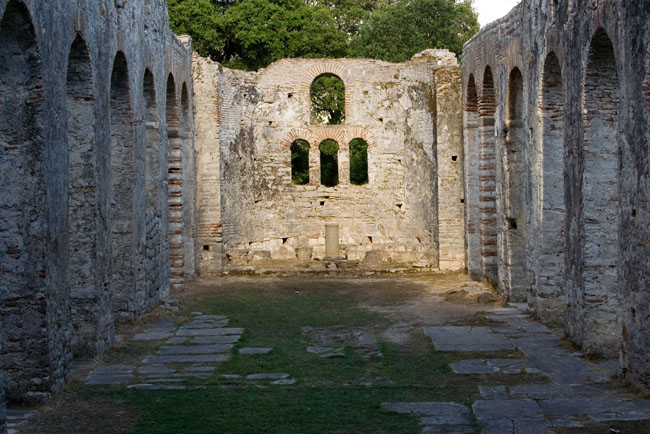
left=462, top=0, right=650, bottom=391
left=194, top=51, right=465, bottom=272
left=0, top=0, right=195, bottom=404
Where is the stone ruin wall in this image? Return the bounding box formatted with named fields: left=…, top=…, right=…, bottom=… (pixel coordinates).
left=193, top=52, right=465, bottom=272
left=462, top=0, right=650, bottom=392
left=0, top=0, right=195, bottom=406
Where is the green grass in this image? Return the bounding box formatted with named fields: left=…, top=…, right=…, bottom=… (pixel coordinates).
left=24, top=277, right=546, bottom=433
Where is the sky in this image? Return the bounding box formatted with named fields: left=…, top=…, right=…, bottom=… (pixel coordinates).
left=472, top=0, right=522, bottom=26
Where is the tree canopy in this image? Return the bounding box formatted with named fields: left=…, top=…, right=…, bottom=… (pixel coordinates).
left=167, top=0, right=479, bottom=71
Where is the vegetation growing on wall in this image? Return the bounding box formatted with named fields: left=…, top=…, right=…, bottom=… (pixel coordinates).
left=167, top=0, right=479, bottom=71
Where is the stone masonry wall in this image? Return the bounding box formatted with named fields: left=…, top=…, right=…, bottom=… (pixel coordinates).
left=462, top=0, right=650, bottom=391
left=194, top=50, right=465, bottom=272
left=0, top=0, right=194, bottom=403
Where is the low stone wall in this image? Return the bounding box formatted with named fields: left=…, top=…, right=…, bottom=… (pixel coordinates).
left=194, top=50, right=465, bottom=273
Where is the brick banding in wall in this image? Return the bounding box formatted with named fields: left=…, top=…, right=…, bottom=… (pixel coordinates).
left=478, top=66, right=498, bottom=283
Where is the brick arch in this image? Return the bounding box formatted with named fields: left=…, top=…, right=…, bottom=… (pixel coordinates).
left=282, top=128, right=316, bottom=148
left=301, top=62, right=353, bottom=122
left=311, top=127, right=346, bottom=145
left=344, top=127, right=376, bottom=150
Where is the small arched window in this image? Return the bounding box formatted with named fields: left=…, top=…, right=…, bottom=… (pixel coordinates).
left=290, top=139, right=310, bottom=185
left=349, top=138, right=368, bottom=185
left=310, top=74, right=345, bottom=125
left=319, top=139, right=339, bottom=187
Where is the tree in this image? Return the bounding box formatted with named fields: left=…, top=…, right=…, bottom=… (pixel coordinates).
left=222, top=0, right=348, bottom=71
left=350, top=0, right=479, bottom=62
left=167, top=0, right=226, bottom=60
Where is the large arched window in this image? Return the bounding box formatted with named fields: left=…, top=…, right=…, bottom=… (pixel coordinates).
left=290, top=139, right=310, bottom=185
left=310, top=74, right=345, bottom=125
left=349, top=138, right=368, bottom=185
left=319, top=139, right=339, bottom=187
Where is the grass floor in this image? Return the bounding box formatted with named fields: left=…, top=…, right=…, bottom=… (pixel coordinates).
left=19, top=275, right=610, bottom=434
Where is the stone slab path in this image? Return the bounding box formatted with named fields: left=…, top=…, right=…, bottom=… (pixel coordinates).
left=84, top=314, right=292, bottom=390
left=382, top=304, right=650, bottom=433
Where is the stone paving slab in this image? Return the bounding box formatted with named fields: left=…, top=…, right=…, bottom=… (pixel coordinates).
left=246, top=373, right=289, bottom=380
left=138, top=365, right=176, bottom=375
left=423, top=326, right=515, bottom=351
left=142, top=354, right=230, bottom=364
left=480, top=418, right=553, bottom=434
left=239, top=347, right=272, bottom=355
left=133, top=331, right=174, bottom=341
left=509, top=383, right=608, bottom=399
left=472, top=399, right=544, bottom=420
left=538, top=397, right=649, bottom=420
left=160, top=344, right=233, bottom=355
left=86, top=374, right=134, bottom=385
left=449, top=360, right=498, bottom=374
left=192, top=335, right=241, bottom=344
left=478, top=386, right=507, bottom=400
left=175, top=327, right=244, bottom=337
left=128, top=384, right=187, bottom=390
left=421, top=426, right=474, bottom=434
left=184, top=365, right=216, bottom=373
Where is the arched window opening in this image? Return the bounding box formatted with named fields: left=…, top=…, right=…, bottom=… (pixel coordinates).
left=310, top=74, right=345, bottom=125
left=580, top=28, right=620, bottom=356
left=67, top=35, right=102, bottom=355
left=349, top=138, right=368, bottom=185
left=504, top=67, right=528, bottom=301
left=537, top=52, right=566, bottom=324
left=319, top=139, right=339, bottom=187
left=109, top=51, right=135, bottom=314
left=290, top=139, right=310, bottom=185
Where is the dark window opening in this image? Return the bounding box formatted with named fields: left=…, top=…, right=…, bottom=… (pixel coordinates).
left=203, top=245, right=210, bottom=251
left=311, top=74, right=345, bottom=125
left=290, top=139, right=310, bottom=185
left=319, top=139, right=339, bottom=187
left=349, top=138, right=369, bottom=185
left=451, top=155, right=457, bottom=161
left=507, top=217, right=518, bottom=230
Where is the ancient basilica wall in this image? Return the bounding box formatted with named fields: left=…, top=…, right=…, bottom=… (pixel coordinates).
left=0, top=0, right=195, bottom=406
left=194, top=51, right=465, bottom=273
left=462, top=0, right=650, bottom=391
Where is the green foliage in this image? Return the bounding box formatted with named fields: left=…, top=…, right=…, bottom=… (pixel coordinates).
left=167, top=0, right=226, bottom=60
left=350, top=0, right=479, bottom=61
left=310, top=74, right=345, bottom=125
left=319, top=139, right=339, bottom=187
left=349, top=138, right=369, bottom=185
left=167, top=0, right=479, bottom=70
left=223, top=0, right=348, bottom=71
left=290, top=139, right=310, bottom=185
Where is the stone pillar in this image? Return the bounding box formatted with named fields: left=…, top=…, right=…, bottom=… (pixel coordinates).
left=325, top=224, right=340, bottom=258
left=436, top=65, right=466, bottom=271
